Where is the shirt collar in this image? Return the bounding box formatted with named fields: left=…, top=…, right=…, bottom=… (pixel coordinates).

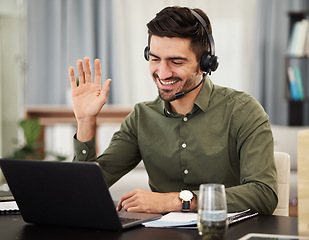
left=194, top=75, right=213, bottom=113
left=162, top=76, right=213, bottom=116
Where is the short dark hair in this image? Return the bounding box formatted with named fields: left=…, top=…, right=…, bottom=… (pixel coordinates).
left=146, top=6, right=212, bottom=61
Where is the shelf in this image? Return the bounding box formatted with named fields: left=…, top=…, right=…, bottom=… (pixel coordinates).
left=286, top=11, right=309, bottom=126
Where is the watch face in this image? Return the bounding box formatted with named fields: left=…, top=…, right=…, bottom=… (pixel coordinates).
left=180, top=190, right=193, bottom=201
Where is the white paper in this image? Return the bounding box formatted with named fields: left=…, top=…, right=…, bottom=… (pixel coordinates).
left=0, top=201, right=19, bottom=211
left=143, top=212, right=197, bottom=228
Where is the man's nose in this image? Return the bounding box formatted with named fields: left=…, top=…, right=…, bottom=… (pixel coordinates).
left=157, top=62, right=173, bottom=80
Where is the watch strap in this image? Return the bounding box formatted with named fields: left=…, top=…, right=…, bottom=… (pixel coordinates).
left=181, top=200, right=191, bottom=212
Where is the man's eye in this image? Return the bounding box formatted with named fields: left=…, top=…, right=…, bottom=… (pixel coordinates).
left=151, top=58, right=160, bottom=62
left=172, top=61, right=183, bottom=65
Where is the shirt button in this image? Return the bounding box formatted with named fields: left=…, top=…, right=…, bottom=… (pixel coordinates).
left=82, top=150, right=87, bottom=154
left=182, top=143, right=187, bottom=148
left=183, top=117, right=188, bottom=122
left=184, top=169, right=189, bottom=175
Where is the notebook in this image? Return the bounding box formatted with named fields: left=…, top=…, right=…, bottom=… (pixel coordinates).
left=0, top=159, right=161, bottom=231
left=143, top=209, right=258, bottom=228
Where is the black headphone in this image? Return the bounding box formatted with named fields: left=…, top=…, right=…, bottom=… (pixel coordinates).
left=144, top=9, right=219, bottom=74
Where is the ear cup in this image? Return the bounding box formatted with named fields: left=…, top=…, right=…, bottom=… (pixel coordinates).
left=200, top=52, right=219, bottom=73
left=210, top=55, right=219, bottom=72
left=144, top=46, right=150, bottom=61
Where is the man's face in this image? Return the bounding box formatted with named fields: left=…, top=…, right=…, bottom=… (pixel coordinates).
left=148, top=36, right=202, bottom=102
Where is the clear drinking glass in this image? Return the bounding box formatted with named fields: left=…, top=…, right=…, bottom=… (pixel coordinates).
left=198, top=184, right=228, bottom=240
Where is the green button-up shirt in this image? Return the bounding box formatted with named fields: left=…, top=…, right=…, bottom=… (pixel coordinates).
left=73, top=77, right=278, bottom=215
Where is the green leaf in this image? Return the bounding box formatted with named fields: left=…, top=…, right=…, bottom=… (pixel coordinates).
left=19, top=118, right=42, bottom=146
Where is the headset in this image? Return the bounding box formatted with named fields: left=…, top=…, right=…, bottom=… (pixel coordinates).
left=144, top=9, right=219, bottom=74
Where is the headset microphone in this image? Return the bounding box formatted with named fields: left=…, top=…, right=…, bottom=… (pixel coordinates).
left=173, top=74, right=205, bottom=100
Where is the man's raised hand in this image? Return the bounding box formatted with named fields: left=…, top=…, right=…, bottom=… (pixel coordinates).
left=69, top=57, right=111, bottom=142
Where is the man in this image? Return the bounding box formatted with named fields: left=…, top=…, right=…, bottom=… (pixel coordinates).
left=69, top=6, right=278, bottom=215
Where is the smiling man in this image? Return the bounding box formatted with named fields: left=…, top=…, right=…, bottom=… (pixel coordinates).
left=69, top=6, right=278, bottom=215
left=149, top=36, right=203, bottom=114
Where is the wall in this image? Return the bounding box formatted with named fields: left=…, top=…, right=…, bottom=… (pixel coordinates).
left=0, top=0, right=26, bottom=158
left=0, top=0, right=26, bottom=188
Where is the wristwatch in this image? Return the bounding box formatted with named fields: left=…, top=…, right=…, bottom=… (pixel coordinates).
left=179, top=189, right=194, bottom=212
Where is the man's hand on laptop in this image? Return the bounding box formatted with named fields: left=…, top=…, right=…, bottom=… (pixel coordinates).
left=116, top=189, right=197, bottom=214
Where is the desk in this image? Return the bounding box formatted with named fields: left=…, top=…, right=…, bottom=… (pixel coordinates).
left=0, top=214, right=298, bottom=240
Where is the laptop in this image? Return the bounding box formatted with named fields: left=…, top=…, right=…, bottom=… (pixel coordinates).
left=0, top=159, right=161, bottom=231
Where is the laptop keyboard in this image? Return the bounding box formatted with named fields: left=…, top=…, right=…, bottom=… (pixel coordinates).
left=120, top=217, right=141, bottom=225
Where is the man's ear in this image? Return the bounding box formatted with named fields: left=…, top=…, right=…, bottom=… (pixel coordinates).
left=197, top=64, right=204, bottom=75
left=196, top=58, right=204, bottom=75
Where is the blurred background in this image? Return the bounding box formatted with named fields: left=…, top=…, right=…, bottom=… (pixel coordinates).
left=0, top=0, right=309, bottom=212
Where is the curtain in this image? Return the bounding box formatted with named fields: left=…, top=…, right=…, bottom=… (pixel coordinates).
left=26, top=0, right=113, bottom=105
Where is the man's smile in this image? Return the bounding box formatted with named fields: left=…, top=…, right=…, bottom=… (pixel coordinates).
left=154, top=74, right=182, bottom=90
left=159, top=79, right=178, bottom=86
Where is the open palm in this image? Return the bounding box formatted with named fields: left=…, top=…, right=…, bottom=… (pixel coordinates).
left=69, top=57, right=111, bottom=121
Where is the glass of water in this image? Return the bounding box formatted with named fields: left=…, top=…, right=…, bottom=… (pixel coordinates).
left=198, top=184, right=228, bottom=240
